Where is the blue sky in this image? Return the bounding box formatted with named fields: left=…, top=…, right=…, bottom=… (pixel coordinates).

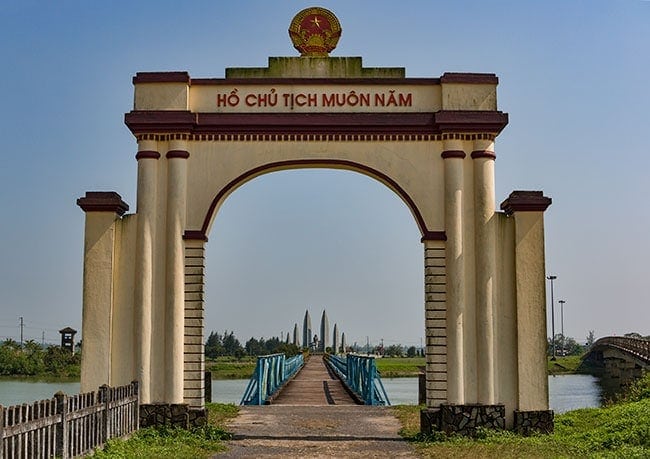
left=0, top=1, right=648, bottom=348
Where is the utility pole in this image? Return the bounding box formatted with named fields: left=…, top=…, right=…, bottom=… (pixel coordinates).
left=547, top=275, right=557, bottom=360
left=558, top=300, right=566, bottom=355
left=19, top=317, right=24, bottom=347
left=366, top=336, right=370, bottom=355
left=42, top=330, right=45, bottom=347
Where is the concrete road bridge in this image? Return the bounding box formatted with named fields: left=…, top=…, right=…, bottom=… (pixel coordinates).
left=581, top=336, right=649, bottom=390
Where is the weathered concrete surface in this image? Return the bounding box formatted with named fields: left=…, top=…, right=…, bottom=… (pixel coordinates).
left=215, top=405, right=416, bottom=458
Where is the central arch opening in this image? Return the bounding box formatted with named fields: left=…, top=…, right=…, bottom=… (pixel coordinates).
left=203, top=167, right=425, bottom=404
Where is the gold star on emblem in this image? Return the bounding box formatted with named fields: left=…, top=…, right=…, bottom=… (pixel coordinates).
left=311, top=16, right=321, bottom=28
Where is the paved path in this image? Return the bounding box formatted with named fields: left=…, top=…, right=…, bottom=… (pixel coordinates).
left=216, top=405, right=416, bottom=458
left=214, top=357, right=416, bottom=457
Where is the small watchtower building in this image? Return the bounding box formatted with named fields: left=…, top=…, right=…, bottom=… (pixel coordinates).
left=59, top=327, right=77, bottom=354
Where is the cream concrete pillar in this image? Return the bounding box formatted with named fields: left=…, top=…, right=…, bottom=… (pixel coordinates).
left=77, top=192, right=129, bottom=392
left=441, top=140, right=466, bottom=404
left=133, top=143, right=160, bottom=404
left=500, top=191, right=552, bottom=411
left=472, top=139, right=496, bottom=404
left=165, top=141, right=189, bottom=404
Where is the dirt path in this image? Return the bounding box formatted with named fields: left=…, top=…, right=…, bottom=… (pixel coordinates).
left=215, top=405, right=417, bottom=458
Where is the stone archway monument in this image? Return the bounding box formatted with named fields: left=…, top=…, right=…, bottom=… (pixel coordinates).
left=77, top=7, right=553, bottom=433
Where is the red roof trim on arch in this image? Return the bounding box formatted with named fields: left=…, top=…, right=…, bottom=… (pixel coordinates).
left=182, top=159, right=445, bottom=243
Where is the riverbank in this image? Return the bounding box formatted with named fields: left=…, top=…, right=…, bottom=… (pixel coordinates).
left=394, top=372, right=650, bottom=457
left=91, top=373, right=649, bottom=457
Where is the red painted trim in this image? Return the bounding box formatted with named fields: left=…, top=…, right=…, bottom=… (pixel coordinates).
left=135, top=150, right=161, bottom=160
left=132, top=72, right=498, bottom=86
left=421, top=231, right=447, bottom=242
left=125, top=110, right=508, bottom=135
left=183, top=230, right=208, bottom=242
left=133, top=72, right=190, bottom=84
left=441, top=150, right=466, bottom=159
left=470, top=150, right=497, bottom=160
left=440, top=73, right=498, bottom=84
left=166, top=150, right=190, bottom=159
left=434, top=111, right=508, bottom=133
left=77, top=192, right=129, bottom=216
left=500, top=191, right=552, bottom=215
left=191, top=77, right=442, bottom=85
left=191, top=159, right=443, bottom=242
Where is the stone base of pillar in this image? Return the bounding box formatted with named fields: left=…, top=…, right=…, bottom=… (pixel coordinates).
left=139, top=404, right=207, bottom=428
left=421, top=404, right=505, bottom=436
left=514, top=410, right=554, bottom=435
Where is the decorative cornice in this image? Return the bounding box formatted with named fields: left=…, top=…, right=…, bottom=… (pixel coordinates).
left=133, top=72, right=190, bottom=84
left=166, top=150, right=190, bottom=159
left=135, top=132, right=496, bottom=143
left=500, top=191, right=552, bottom=215
left=470, top=150, right=497, bottom=160
left=440, top=73, right=499, bottom=84
left=77, top=192, right=129, bottom=216
left=183, top=230, right=208, bottom=242
left=421, top=231, right=447, bottom=242
left=441, top=150, right=466, bottom=159
left=135, top=150, right=161, bottom=160
left=125, top=110, right=508, bottom=136
left=132, top=71, right=499, bottom=86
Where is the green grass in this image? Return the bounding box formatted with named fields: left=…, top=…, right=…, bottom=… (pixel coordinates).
left=91, top=403, right=239, bottom=458
left=392, top=373, right=650, bottom=458
left=375, top=357, right=425, bottom=377
left=547, top=355, right=584, bottom=374
left=206, top=356, right=257, bottom=379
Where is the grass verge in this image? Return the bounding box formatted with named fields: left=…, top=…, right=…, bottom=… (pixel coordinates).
left=393, top=372, right=650, bottom=458
left=206, top=357, right=256, bottom=379
left=91, top=403, right=239, bottom=458
left=375, top=357, right=425, bottom=377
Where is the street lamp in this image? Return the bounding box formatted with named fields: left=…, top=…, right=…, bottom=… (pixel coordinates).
left=547, top=275, right=557, bottom=360
left=557, top=300, right=566, bottom=355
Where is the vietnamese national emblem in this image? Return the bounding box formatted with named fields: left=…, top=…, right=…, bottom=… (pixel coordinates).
left=288, top=7, right=342, bottom=57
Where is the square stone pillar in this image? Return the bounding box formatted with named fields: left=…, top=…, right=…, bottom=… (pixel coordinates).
left=77, top=192, right=129, bottom=392
left=500, top=191, right=552, bottom=414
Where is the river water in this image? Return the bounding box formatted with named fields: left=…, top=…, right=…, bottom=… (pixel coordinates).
left=0, top=374, right=602, bottom=413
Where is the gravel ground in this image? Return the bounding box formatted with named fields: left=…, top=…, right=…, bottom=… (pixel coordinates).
left=214, top=405, right=417, bottom=458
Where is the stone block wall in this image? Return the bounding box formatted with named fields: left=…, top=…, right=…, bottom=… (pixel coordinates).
left=514, top=410, right=554, bottom=435
left=140, top=404, right=207, bottom=428
left=421, top=404, right=506, bottom=437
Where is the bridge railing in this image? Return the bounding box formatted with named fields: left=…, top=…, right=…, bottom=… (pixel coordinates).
left=590, top=336, right=650, bottom=364
left=240, top=353, right=304, bottom=405
left=325, top=354, right=390, bottom=406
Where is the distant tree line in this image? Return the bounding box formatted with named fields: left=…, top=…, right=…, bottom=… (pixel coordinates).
left=0, top=339, right=80, bottom=376
left=205, top=330, right=300, bottom=359
left=548, top=331, right=650, bottom=358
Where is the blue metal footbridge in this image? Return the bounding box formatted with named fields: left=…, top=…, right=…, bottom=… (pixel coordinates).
left=240, top=352, right=390, bottom=406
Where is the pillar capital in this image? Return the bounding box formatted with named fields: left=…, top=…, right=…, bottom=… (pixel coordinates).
left=136, top=150, right=161, bottom=160
left=441, top=150, right=466, bottom=159
left=500, top=191, right=552, bottom=216
left=166, top=150, right=190, bottom=159
left=470, top=150, right=496, bottom=160
left=77, top=192, right=129, bottom=216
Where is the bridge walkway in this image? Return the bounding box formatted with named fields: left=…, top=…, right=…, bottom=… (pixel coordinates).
left=271, top=356, right=358, bottom=405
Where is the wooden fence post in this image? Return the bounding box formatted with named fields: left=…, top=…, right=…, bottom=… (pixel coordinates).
left=0, top=405, right=5, bottom=459
left=132, top=381, right=140, bottom=431
left=54, top=391, right=68, bottom=459
left=99, top=385, right=109, bottom=445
